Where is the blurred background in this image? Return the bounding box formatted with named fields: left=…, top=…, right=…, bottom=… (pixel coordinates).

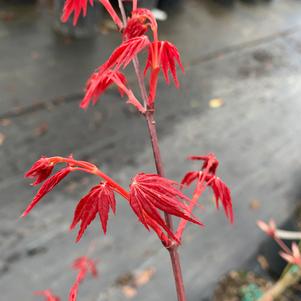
left=1, top=0, right=301, bottom=300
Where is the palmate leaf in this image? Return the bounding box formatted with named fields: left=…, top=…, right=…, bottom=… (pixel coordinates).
left=80, top=70, right=128, bottom=109
left=61, top=0, right=123, bottom=28
left=144, top=41, right=185, bottom=88
left=61, top=0, right=94, bottom=25
left=181, top=153, right=234, bottom=223
left=70, top=182, right=116, bottom=242
left=103, top=36, right=150, bottom=72
left=129, top=173, right=203, bottom=244
left=81, top=36, right=150, bottom=110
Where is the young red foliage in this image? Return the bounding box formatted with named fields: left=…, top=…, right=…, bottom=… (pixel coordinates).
left=181, top=171, right=199, bottom=188
left=145, top=41, right=184, bottom=85
left=189, top=154, right=219, bottom=175
left=69, top=256, right=98, bottom=301
left=61, top=0, right=123, bottom=29
left=25, top=157, right=54, bottom=186
left=123, top=8, right=158, bottom=40
left=70, top=182, right=116, bottom=242
left=280, top=242, right=301, bottom=266
left=80, top=70, right=127, bottom=109
left=34, top=290, right=60, bottom=301
left=103, top=36, right=150, bottom=72
left=80, top=69, right=145, bottom=113
left=257, top=219, right=277, bottom=238
left=22, top=167, right=71, bottom=217
left=132, top=8, right=158, bottom=32
left=145, top=41, right=185, bottom=106
left=61, top=0, right=94, bottom=26
left=181, top=154, right=234, bottom=223
left=209, top=176, right=233, bottom=223
left=123, top=16, right=148, bottom=40
left=81, top=36, right=150, bottom=111
left=129, top=173, right=203, bottom=243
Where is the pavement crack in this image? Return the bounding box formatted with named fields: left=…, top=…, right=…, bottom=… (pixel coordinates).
left=189, top=24, right=301, bottom=67
left=0, top=92, right=84, bottom=120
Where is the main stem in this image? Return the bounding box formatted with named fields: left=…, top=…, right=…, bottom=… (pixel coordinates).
left=145, top=111, right=187, bottom=301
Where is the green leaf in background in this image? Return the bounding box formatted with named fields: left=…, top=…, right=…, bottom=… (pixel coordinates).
left=241, top=283, right=263, bottom=301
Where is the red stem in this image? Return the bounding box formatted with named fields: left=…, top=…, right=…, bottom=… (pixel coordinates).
left=118, top=1, right=186, bottom=297
left=274, top=236, right=293, bottom=255
left=176, top=182, right=206, bottom=241
left=51, top=156, right=129, bottom=200
left=145, top=110, right=187, bottom=301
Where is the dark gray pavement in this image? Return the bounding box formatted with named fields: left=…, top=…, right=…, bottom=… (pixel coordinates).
left=1, top=0, right=301, bottom=300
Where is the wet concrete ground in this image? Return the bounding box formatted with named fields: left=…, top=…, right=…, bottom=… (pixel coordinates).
left=1, top=0, right=301, bottom=300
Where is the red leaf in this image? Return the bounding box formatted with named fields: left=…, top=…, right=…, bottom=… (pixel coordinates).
left=72, top=256, right=98, bottom=276
left=102, top=36, right=150, bottom=73
left=188, top=153, right=219, bottom=175
left=61, top=0, right=123, bottom=29
left=69, top=256, right=98, bottom=301
left=81, top=68, right=145, bottom=113
left=34, top=290, right=60, bottom=301
left=25, top=156, right=54, bottom=186
left=80, top=70, right=127, bottom=109
left=61, top=0, right=94, bottom=26
left=183, top=153, right=234, bottom=223
left=181, top=171, right=199, bottom=187
left=129, top=173, right=202, bottom=243
left=145, top=41, right=184, bottom=88
left=70, top=182, right=116, bottom=242
left=210, top=177, right=233, bottom=223
left=123, top=17, right=148, bottom=40
left=123, top=8, right=157, bottom=40
left=22, top=167, right=71, bottom=217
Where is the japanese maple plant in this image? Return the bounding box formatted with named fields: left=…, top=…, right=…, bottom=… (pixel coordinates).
left=22, top=1, right=234, bottom=300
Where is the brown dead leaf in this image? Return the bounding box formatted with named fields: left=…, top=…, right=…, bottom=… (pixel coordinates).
left=99, top=19, right=117, bottom=34
left=0, top=119, right=12, bottom=127
left=257, top=255, right=269, bottom=270
left=31, top=51, right=41, bottom=60
left=0, top=132, right=5, bottom=145
left=250, top=199, right=261, bottom=210
left=117, top=268, right=155, bottom=298
left=209, top=98, right=224, bottom=109
left=115, top=272, right=135, bottom=287
left=122, top=286, right=137, bottom=299
left=135, top=267, right=156, bottom=287
left=34, top=122, right=48, bottom=137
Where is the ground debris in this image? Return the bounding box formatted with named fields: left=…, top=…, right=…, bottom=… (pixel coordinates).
left=34, top=122, right=48, bottom=137
left=0, top=132, right=6, bottom=145
left=250, top=199, right=261, bottom=210
left=209, top=98, right=224, bottom=108
left=115, top=267, right=156, bottom=298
